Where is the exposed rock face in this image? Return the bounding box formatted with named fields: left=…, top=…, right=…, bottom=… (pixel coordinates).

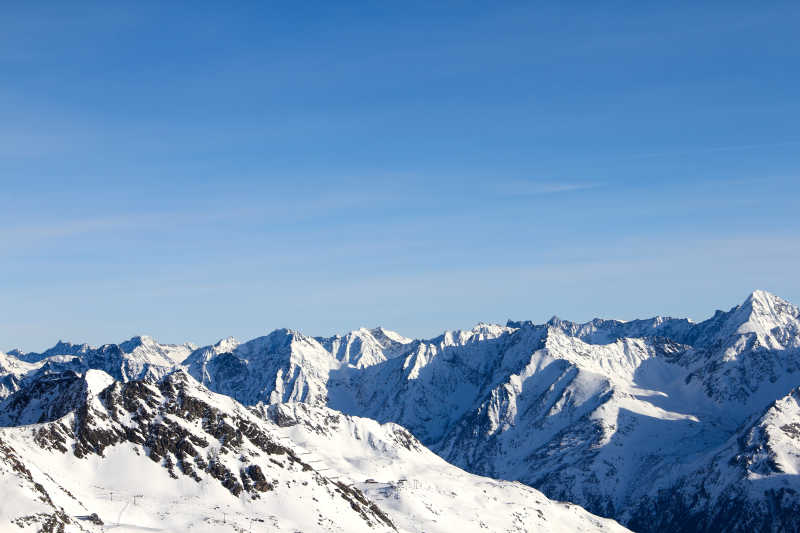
left=0, top=370, right=396, bottom=532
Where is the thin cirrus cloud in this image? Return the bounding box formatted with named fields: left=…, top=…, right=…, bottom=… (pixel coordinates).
left=0, top=187, right=398, bottom=253
left=0, top=210, right=256, bottom=253
left=496, top=181, right=600, bottom=196
left=619, top=140, right=800, bottom=160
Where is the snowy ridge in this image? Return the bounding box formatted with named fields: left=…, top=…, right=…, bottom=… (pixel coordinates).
left=183, top=329, right=339, bottom=405
left=1, top=336, right=195, bottom=398
left=316, top=327, right=413, bottom=368
left=0, top=369, right=626, bottom=532
left=3, top=289, right=800, bottom=531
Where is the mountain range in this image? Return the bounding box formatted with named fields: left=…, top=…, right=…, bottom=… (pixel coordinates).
left=2, top=289, right=799, bottom=532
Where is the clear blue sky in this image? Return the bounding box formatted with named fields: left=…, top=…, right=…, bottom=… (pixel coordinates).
left=3, top=2, right=800, bottom=351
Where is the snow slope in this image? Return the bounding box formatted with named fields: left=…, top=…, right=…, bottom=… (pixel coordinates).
left=0, top=369, right=395, bottom=532
left=255, top=401, right=629, bottom=533
left=626, top=387, right=800, bottom=532
left=0, top=369, right=626, bottom=532
left=191, top=290, right=800, bottom=531
left=3, top=289, right=800, bottom=532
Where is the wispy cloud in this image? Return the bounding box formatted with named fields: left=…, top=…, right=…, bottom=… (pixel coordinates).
left=497, top=181, right=600, bottom=196
left=621, top=140, right=800, bottom=160
left=0, top=187, right=397, bottom=250
left=0, top=209, right=248, bottom=248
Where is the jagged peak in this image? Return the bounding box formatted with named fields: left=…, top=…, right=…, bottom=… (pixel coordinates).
left=162, top=366, right=199, bottom=387
left=427, top=323, right=512, bottom=347
left=369, top=326, right=414, bottom=344
left=349, top=326, right=412, bottom=346
left=726, top=290, right=798, bottom=329
left=213, top=335, right=239, bottom=350
left=345, top=326, right=383, bottom=340
left=9, top=335, right=199, bottom=365
left=742, top=289, right=796, bottom=314
left=47, top=339, right=91, bottom=354
left=235, top=328, right=325, bottom=359
left=747, top=288, right=779, bottom=304
left=269, top=327, right=309, bottom=340
left=118, top=335, right=156, bottom=352
left=684, top=290, right=800, bottom=352
left=118, top=335, right=195, bottom=352
left=467, top=322, right=503, bottom=335
left=7, top=340, right=93, bottom=363
left=322, top=326, right=411, bottom=344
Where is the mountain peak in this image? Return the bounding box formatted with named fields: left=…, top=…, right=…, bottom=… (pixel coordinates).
left=271, top=327, right=305, bottom=339
left=212, top=335, right=239, bottom=351
left=10, top=340, right=92, bottom=363
left=743, top=289, right=792, bottom=313
left=364, top=326, right=412, bottom=346
left=694, top=290, right=800, bottom=350
left=736, top=289, right=797, bottom=322
left=119, top=335, right=156, bottom=351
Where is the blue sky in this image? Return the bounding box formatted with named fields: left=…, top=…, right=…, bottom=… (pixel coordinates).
left=3, top=2, right=800, bottom=351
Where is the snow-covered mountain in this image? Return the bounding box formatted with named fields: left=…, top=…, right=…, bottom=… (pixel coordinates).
left=0, top=368, right=627, bottom=532
left=3, top=289, right=799, bottom=531
left=315, top=327, right=414, bottom=368
left=0, top=368, right=396, bottom=532
left=1, top=336, right=194, bottom=400
left=182, top=329, right=337, bottom=405
left=627, top=387, right=800, bottom=532
left=254, top=401, right=629, bottom=533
